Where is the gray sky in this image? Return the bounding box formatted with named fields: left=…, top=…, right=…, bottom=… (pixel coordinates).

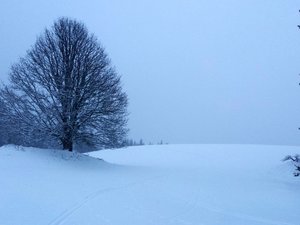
left=1, top=0, right=300, bottom=145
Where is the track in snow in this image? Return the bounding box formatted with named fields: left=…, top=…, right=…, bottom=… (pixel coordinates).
left=47, top=175, right=165, bottom=225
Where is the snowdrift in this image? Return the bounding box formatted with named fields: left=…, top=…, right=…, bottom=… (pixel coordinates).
left=0, top=144, right=299, bottom=225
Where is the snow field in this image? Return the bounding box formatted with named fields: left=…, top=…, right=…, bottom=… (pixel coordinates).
left=0, top=144, right=299, bottom=225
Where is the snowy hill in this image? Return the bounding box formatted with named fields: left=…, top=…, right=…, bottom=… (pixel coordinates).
left=0, top=144, right=299, bottom=225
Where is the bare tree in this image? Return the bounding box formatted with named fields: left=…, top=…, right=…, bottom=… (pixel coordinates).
left=1, top=18, right=128, bottom=151
left=0, top=98, right=8, bottom=146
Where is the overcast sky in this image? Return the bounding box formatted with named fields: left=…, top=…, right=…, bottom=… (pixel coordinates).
left=1, top=0, right=300, bottom=145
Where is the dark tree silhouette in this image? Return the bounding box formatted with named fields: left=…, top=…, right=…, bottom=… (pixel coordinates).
left=0, top=18, right=128, bottom=151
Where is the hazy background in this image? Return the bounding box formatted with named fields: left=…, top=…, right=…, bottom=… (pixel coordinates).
left=1, top=0, right=300, bottom=145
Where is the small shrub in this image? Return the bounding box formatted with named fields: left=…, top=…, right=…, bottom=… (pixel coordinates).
left=282, top=155, right=300, bottom=177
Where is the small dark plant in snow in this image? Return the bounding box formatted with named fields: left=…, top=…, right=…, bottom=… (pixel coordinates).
left=282, top=154, right=300, bottom=177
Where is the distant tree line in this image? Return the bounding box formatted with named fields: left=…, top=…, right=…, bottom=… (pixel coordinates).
left=122, top=139, right=167, bottom=147
left=0, top=18, right=128, bottom=152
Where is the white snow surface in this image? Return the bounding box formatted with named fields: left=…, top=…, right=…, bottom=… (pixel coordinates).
left=0, top=144, right=299, bottom=225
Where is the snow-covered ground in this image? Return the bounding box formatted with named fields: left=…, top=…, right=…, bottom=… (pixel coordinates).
left=0, top=144, right=299, bottom=225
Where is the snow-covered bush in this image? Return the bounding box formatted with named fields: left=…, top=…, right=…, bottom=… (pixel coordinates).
left=282, top=155, right=300, bottom=177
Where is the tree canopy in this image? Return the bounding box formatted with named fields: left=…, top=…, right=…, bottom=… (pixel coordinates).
left=0, top=18, right=128, bottom=151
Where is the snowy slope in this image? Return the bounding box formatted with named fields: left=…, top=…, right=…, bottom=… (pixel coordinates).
left=0, top=144, right=299, bottom=225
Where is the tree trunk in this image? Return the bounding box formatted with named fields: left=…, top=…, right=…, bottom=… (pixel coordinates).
left=62, top=138, right=73, bottom=151
left=62, top=125, right=73, bottom=151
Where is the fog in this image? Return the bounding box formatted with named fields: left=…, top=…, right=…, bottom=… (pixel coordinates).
left=1, top=0, right=300, bottom=145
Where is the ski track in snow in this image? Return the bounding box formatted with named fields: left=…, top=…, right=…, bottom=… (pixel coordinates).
left=48, top=180, right=296, bottom=225
left=47, top=175, right=165, bottom=225
left=47, top=187, right=114, bottom=225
